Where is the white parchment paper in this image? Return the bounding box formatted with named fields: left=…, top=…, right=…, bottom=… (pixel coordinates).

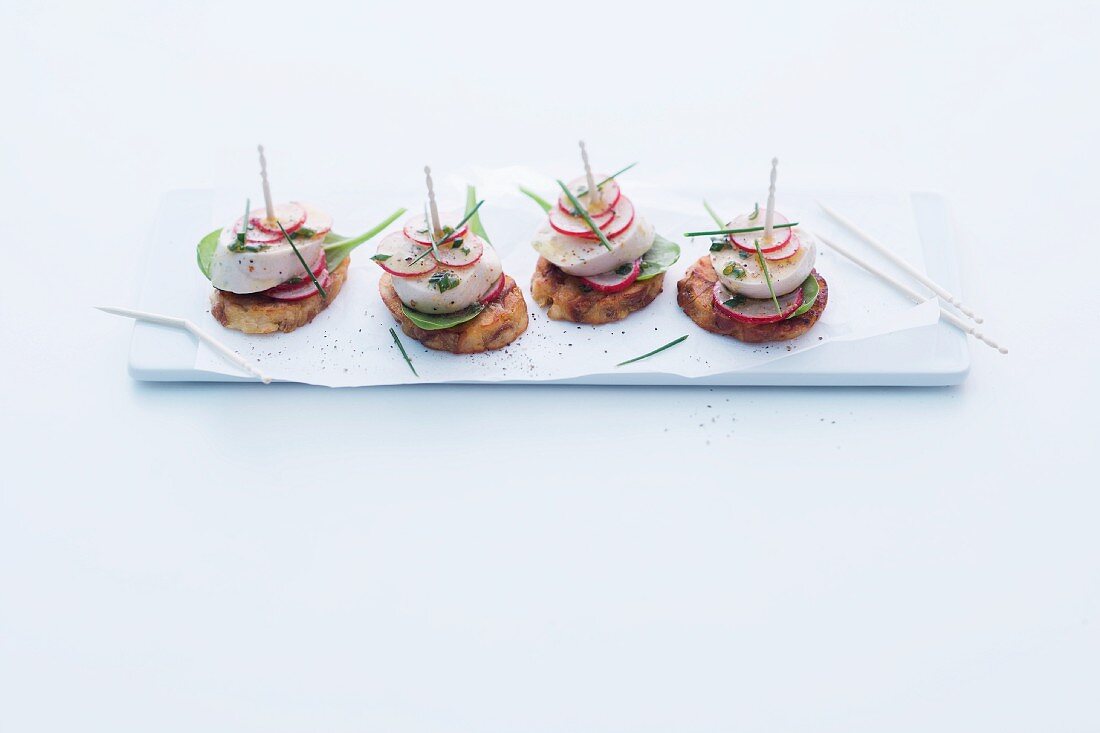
left=193, top=169, right=939, bottom=386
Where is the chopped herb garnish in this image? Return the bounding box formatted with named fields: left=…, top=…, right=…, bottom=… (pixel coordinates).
left=722, top=262, right=746, bottom=279
left=748, top=202, right=759, bottom=221
left=615, top=263, right=633, bottom=276
left=709, top=238, right=730, bottom=252
left=276, top=222, right=327, bottom=299
left=292, top=227, right=317, bottom=240
left=683, top=222, right=798, bottom=237
left=371, top=253, right=392, bottom=261
left=449, top=237, right=464, bottom=249
left=389, top=327, right=418, bottom=377
left=615, top=334, right=689, bottom=367
left=557, top=179, right=613, bottom=251
left=428, top=270, right=460, bottom=293
left=723, top=294, right=746, bottom=308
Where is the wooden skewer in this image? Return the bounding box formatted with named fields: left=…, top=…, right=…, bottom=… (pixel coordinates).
left=810, top=232, right=1007, bottom=354
left=96, top=306, right=273, bottom=382
left=817, top=200, right=983, bottom=324
left=424, top=166, right=442, bottom=238
left=578, top=140, right=600, bottom=206
left=763, top=157, right=778, bottom=244
left=257, top=144, right=275, bottom=222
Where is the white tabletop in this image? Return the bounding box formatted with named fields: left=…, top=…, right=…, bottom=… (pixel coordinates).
left=2, top=1, right=1097, bottom=730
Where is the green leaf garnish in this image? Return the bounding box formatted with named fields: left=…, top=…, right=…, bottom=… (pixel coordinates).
left=389, top=327, right=418, bottom=377
left=556, top=179, right=613, bottom=251
left=786, top=275, right=820, bottom=319
left=196, top=228, right=220, bottom=280
left=371, top=254, right=392, bottom=261
left=709, top=239, right=729, bottom=252
left=637, top=233, right=681, bottom=281
left=722, top=262, right=746, bottom=279
left=615, top=334, right=688, bottom=367
left=400, top=303, right=485, bottom=330
left=277, top=222, right=327, bottom=299
left=519, top=186, right=553, bottom=213
left=428, top=270, right=460, bottom=293
left=466, top=185, right=491, bottom=242
left=748, top=202, right=759, bottom=221
left=753, top=238, right=781, bottom=315
left=683, top=222, right=798, bottom=237
left=323, top=207, right=407, bottom=270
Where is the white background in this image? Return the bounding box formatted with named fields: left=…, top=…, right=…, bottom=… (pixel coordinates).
left=2, top=1, right=1098, bottom=731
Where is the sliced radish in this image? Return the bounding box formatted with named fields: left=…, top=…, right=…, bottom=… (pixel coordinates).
left=403, top=210, right=468, bottom=246
left=478, top=274, right=507, bottom=304
left=250, top=202, right=307, bottom=235
left=557, top=174, right=621, bottom=216
left=548, top=205, right=614, bottom=238
left=373, top=231, right=437, bottom=277
left=431, top=233, right=484, bottom=268
left=712, top=281, right=803, bottom=324
left=579, top=258, right=641, bottom=293
left=231, top=218, right=282, bottom=244
left=728, top=209, right=792, bottom=253
left=760, top=234, right=801, bottom=261
left=264, top=251, right=327, bottom=298
left=604, top=196, right=636, bottom=239
left=302, top=206, right=333, bottom=237
left=267, top=268, right=332, bottom=301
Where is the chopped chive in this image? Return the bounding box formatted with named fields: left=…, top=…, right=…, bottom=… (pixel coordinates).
left=557, top=179, right=614, bottom=251
left=753, top=238, right=782, bottom=315
left=237, top=198, right=251, bottom=244
left=389, top=327, right=418, bottom=377
left=615, top=334, right=688, bottom=367
left=595, top=161, right=638, bottom=188
left=276, top=222, right=327, bottom=299
left=683, top=222, right=798, bottom=237
left=748, top=202, right=760, bottom=221
left=703, top=200, right=725, bottom=228
left=438, top=199, right=484, bottom=246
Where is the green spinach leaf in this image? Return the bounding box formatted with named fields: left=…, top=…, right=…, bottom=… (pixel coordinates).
left=638, top=233, right=681, bottom=281
left=400, top=303, right=485, bottom=330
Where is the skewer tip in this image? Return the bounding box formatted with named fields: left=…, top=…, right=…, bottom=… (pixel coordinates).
left=771, top=157, right=778, bottom=166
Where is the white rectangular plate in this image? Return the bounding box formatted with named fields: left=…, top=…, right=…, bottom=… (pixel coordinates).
left=128, top=187, right=968, bottom=386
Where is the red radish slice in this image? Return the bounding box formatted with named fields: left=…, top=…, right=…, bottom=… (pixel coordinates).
left=403, top=210, right=468, bottom=246
left=264, top=251, right=327, bottom=298
left=548, top=205, right=614, bottom=238
left=760, top=234, right=801, bottom=261
left=729, top=210, right=791, bottom=253
left=251, top=203, right=307, bottom=235
left=478, top=274, right=507, bottom=304
left=579, top=258, right=641, bottom=293
left=431, top=233, right=484, bottom=268
left=604, top=196, right=636, bottom=239
left=373, top=231, right=437, bottom=277
left=231, top=219, right=282, bottom=244
left=267, top=269, right=333, bottom=301
left=302, top=207, right=333, bottom=237
left=712, top=281, right=803, bottom=324
left=557, top=174, right=622, bottom=216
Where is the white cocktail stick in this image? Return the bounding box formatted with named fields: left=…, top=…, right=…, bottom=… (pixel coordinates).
left=811, top=232, right=1007, bottom=354
left=424, top=166, right=442, bottom=237
left=257, top=144, right=275, bottom=222
left=579, top=140, right=600, bottom=207
left=818, top=200, right=983, bottom=323
left=96, top=306, right=273, bottom=382
left=763, top=157, right=778, bottom=244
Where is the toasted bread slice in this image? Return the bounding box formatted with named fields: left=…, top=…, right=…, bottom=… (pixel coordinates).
left=677, top=255, right=828, bottom=342
left=530, top=257, right=664, bottom=324
left=380, top=273, right=528, bottom=354
left=210, top=258, right=349, bottom=334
